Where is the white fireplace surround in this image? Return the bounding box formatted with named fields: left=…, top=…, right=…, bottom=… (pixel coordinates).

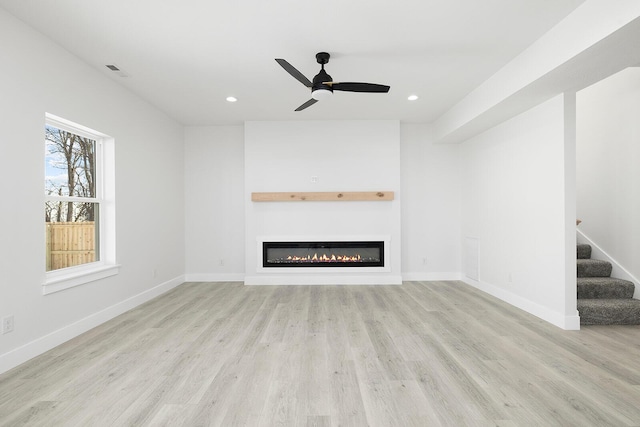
left=244, top=120, right=402, bottom=286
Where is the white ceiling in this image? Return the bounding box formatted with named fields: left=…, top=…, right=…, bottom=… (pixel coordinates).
left=0, top=0, right=585, bottom=125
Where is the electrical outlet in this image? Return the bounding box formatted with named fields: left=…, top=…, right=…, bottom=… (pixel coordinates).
left=422, top=257, right=428, bottom=265
left=2, top=315, right=14, bottom=334
left=219, top=258, right=225, bottom=266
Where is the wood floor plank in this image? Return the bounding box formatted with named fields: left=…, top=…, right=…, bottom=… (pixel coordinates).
left=302, top=332, right=331, bottom=417
left=181, top=351, right=256, bottom=426
left=220, top=351, right=278, bottom=426
left=388, top=379, right=443, bottom=426
left=2, top=281, right=640, bottom=426
left=325, top=290, right=369, bottom=426
left=145, top=403, right=195, bottom=426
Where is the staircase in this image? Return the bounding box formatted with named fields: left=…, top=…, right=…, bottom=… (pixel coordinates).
left=577, top=244, right=640, bottom=325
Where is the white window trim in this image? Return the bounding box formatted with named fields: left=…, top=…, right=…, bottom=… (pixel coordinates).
left=43, top=113, right=118, bottom=294
left=43, top=263, right=120, bottom=295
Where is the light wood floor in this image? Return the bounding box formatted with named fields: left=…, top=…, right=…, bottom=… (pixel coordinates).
left=2, top=281, right=640, bottom=426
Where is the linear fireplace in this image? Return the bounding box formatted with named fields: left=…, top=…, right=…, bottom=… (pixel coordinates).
left=262, top=241, right=384, bottom=268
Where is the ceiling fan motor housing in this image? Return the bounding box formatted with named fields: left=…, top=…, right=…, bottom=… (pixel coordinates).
left=315, top=52, right=330, bottom=64
left=312, top=68, right=333, bottom=94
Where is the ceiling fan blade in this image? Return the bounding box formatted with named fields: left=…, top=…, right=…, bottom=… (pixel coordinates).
left=295, top=99, right=318, bottom=111
left=330, top=82, right=390, bottom=93
left=275, top=59, right=313, bottom=88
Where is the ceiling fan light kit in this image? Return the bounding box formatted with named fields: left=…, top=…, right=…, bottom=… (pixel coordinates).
left=311, top=88, right=332, bottom=100
left=275, top=52, right=390, bottom=111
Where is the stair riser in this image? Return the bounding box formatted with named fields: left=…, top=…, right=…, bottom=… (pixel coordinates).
left=577, top=244, right=592, bottom=260
left=577, top=285, right=634, bottom=299
left=577, top=278, right=635, bottom=299
left=581, top=318, right=640, bottom=325
left=578, top=300, right=640, bottom=325
left=580, top=312, right=640, bottom=325
left=577, top=263, right=612, bottom=278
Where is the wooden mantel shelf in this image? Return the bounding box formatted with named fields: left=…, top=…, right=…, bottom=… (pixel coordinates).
left=251, top=191, right=394, bottom=202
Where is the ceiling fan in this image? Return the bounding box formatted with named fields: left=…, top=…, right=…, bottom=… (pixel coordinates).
left=275, top=52, right=390, bottom=111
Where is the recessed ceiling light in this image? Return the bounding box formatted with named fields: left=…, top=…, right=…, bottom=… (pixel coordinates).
left=407, top=95, right=419, bottom=101
left=226, top=96, right=237, bottom=102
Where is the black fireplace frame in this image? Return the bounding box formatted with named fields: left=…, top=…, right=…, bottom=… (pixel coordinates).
left=262, top=241, right=385, bottom=268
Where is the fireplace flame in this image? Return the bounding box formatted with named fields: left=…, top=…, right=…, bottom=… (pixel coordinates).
left=283, top=252, right=364, bottom=263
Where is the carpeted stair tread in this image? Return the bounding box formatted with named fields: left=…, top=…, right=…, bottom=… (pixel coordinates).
left=577, top=277, right=635, bottom=299
left=578, top=299, right=640, bottom=325
left=577, top=259, right=612, bottom=278
left=577, top=244, right=592, bottom=259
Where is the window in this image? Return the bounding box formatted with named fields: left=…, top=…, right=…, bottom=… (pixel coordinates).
left=44, top=114, right=117, bottom=294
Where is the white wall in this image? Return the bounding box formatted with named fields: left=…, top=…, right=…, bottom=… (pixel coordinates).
left=184, top=126, right=245, bottom=281
left=577, top=67, right=640, bottom=290
left=0, top=9, right=185, bottom=373
left=183, top=122, right=463, bottom=284
left=459, top=95, right=579, bottom=329
left=400, top=124, right=461, bottom=279
left=244, top=121, right=402, bottom=285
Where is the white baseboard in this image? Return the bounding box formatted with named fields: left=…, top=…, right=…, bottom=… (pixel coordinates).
left=184, top=273, right=245, bottom=282
left=0, top=275, right=185, bottom=375
left=577, top=229, right=640, bottom=299
left=462, top=277, right=581, bottom=330
left=244, top=275, right=403, bottom=285
left=186, top=272, right=460, bottom=285
left=401, top=272, right=463, bottom=282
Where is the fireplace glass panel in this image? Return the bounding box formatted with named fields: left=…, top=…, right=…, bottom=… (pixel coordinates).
left=263, top=241, right=384, bottom=268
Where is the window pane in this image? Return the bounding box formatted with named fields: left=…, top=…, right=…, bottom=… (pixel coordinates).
left=45, top=202, right=99, bottom=271
left=45, top=125, right=96, bottom=198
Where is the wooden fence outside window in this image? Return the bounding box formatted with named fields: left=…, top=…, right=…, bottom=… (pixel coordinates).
left=45, top=222, right=96, bottom=271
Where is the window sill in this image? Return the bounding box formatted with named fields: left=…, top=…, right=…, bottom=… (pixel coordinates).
left=43, top=264, right=120, bottom=295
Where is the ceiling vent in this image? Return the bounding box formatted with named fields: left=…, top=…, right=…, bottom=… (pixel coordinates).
left=105, top=64, right=129, bottom=77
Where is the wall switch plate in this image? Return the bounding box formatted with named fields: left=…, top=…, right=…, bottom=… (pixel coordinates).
left=2, top=315, right=14, bottom=334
